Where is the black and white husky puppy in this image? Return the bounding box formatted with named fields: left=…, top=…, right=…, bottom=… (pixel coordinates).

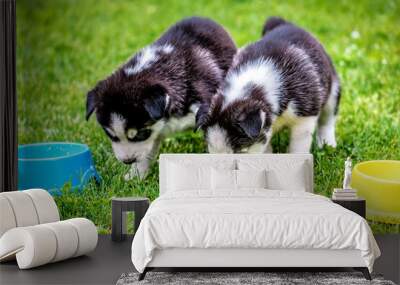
left=86, top=17, right=236, bottom=179
left=196, top=17, right=340, bottom=154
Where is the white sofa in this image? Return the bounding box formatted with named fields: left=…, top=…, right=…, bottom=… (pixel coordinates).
left=0, top=189, right=98, bottom=269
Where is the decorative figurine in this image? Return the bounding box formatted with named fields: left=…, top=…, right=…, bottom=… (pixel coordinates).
left=343, top=157, right=353, bottom=190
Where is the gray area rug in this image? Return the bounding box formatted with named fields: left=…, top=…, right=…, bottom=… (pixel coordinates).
left=117, top=272, right=395, bottom=285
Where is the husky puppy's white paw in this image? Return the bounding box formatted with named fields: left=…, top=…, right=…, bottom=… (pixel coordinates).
left=124, top=169, right=136, bottom=181
left=317, top=127, right=337, bottom=148
left=124, top=163, right=148, bottom=181
left=317, top=79, right=340, bottom=148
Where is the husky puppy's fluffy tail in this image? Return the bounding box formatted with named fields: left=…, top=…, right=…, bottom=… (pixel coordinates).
left=261, top=16, right=287, bottom=36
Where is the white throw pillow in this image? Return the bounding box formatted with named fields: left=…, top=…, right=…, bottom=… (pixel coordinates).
left=211, top=169, right=268, bottom=190
left=211, top=168, right=236, bottom=190
left=237, top=159, right=309, bottom=191
left=167, top=163, right=211, bottom=191
left=266, top=168, right=307, bottom=191
left=236, top=169, right=268, bottom=189
left=166, top=159, right=236, bottom=192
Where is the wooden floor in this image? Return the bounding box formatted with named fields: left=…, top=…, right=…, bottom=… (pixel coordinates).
left=0, top=234, right=398, bottom=285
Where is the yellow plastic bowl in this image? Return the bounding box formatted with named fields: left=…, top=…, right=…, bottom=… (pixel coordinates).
left=352, top=160, right=400, bottom=224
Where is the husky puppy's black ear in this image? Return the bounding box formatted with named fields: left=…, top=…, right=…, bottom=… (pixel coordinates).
left=86, top=79, right=108, bottom=121
left=195, top=94, right=223, bottom=131
left=86, top=89, right=97, bottom=121
left=143, top=84, right=167, bottom=121
left=195, top=103, right=209, bottom=131
left=238, top=111, right=262, bottom=139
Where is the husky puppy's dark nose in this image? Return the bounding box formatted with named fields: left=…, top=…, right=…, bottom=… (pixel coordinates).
left=122, top=157, right=137, bottom=165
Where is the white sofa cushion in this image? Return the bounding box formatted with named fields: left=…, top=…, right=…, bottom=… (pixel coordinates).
left=24, top=189, right=60, bottom=223
left=1, top=191, right=40, bottom=227
left=0, top=189, right=60, bottom=237
left=0, top=218, right=97, bottom=269
left=0, top=225, right=57, bottom=268
left=65, top=218, right=98, bottom=257
left=0, top=196, right=17, bottom=237
left=42, top=221, right=79, bottom=262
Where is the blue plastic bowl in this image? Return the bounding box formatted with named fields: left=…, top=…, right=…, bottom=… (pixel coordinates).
left=18, top=142, right=101, bottom=195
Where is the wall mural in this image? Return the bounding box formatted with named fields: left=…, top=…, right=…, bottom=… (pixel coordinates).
left=17, top=0, right=400, bottom=234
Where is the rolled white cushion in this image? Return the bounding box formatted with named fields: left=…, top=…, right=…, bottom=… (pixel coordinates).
left=24, top=189, right=60, bottom=223
left=0, top=196, right=17, bottom=237
left=0, top=218, right=97, bottom=269
left=0, top=192, right=39, bottom=227
left=65, top=218, right=98, bottom=257
left=42, top=221, right=79, bottom=262
left=0, top=189, right=60, bottom=239
left=0, top=226, right=57, bottom=269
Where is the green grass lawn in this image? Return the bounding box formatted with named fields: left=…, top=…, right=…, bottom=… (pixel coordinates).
left=17, top=0, right=400, bottom=234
